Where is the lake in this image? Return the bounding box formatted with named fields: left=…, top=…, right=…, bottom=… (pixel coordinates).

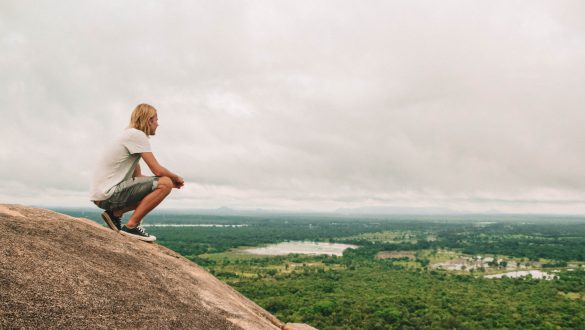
left=244, top=241, right=359, bottom=256
left=484, top=270, right=555, bottom=280
left=143, top=224, right=248, bottom=227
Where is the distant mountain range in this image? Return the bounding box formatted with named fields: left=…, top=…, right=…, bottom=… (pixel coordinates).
left=170, top=205, right=462, bottom=216
left=334, top=206, right=458, bottom=215
left=189, top=206, right=458, bottom=216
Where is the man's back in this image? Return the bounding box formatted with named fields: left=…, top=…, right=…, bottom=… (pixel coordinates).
left=90, top=128, right=151, bottom=201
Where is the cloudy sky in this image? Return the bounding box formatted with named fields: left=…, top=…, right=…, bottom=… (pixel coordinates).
left=1, top=1, right=584, bottom=213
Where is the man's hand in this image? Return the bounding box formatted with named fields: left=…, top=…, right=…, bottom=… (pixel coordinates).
left=173, top=176, right=185, bottom=189
left=141, top=153, right=184, bottom=188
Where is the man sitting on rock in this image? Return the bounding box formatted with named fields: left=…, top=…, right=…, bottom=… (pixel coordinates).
left=90, top=103, right=184, bottom=241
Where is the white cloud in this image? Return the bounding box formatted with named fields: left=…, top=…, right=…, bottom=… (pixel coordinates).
left=1, top=0, right=585, bottom=213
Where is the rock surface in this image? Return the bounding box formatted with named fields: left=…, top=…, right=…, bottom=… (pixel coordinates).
left=0, top=204, right=315, bottom=329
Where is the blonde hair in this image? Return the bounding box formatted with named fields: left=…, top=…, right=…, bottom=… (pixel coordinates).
left=129, top=103, right=157, bottom=136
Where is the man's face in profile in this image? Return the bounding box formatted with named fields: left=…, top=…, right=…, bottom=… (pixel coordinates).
left=149, top=114, right=159, bottom=136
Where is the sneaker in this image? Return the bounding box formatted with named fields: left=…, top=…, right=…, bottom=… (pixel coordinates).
left=120, top=225, right=156, bottom=242
left=101, top=210, right=122, bottom=231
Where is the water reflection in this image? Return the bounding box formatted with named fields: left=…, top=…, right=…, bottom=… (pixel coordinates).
left=245, top=241, right=358, bottom=256
left=484, top=270, right=555, bottom=280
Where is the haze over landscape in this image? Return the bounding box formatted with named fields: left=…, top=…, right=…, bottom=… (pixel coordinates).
left=1, top=1, right=584, bottom=214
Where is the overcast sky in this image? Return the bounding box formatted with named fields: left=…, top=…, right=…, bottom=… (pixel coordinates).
left=1, top=1, right=584, bottom=214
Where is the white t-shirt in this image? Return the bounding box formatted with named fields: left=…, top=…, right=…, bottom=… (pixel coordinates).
left=89, top=128, right=152, bottom=201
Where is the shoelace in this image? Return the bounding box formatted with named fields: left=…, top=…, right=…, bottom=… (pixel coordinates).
left=136, top=225, right=149, bottom=236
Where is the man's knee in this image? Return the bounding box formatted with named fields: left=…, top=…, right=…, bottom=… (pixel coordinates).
left=157, top=176, right=173, bottom=193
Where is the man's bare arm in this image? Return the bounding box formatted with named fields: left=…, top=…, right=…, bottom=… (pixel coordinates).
left=133, top=163, right=143, bottom=178
left=141, top=152, right=184, bottom=188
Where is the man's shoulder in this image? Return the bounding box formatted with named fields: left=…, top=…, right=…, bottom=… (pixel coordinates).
left=120, top=128, right=151, bottom=154
left=122, top=128, right=148, bottom=140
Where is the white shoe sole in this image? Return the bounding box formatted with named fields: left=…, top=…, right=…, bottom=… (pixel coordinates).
left=119, top=230, right=156, bottom=242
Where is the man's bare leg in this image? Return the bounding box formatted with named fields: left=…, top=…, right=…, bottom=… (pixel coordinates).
left=126, top=176, right=173, bottom=228
left=113, top=204, right=138, bottom=218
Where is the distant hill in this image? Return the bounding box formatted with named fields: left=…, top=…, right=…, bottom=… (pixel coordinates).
left=0, top=204, right=315, bottom=330
left=334, top=206, right=456, bottom=215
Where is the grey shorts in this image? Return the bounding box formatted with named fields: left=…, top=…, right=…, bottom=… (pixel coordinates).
left=93, top=176, right=159, bottom=211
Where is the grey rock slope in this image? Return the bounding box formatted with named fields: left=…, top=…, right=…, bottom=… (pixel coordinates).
left=0, top=204, right=315, bottom=330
